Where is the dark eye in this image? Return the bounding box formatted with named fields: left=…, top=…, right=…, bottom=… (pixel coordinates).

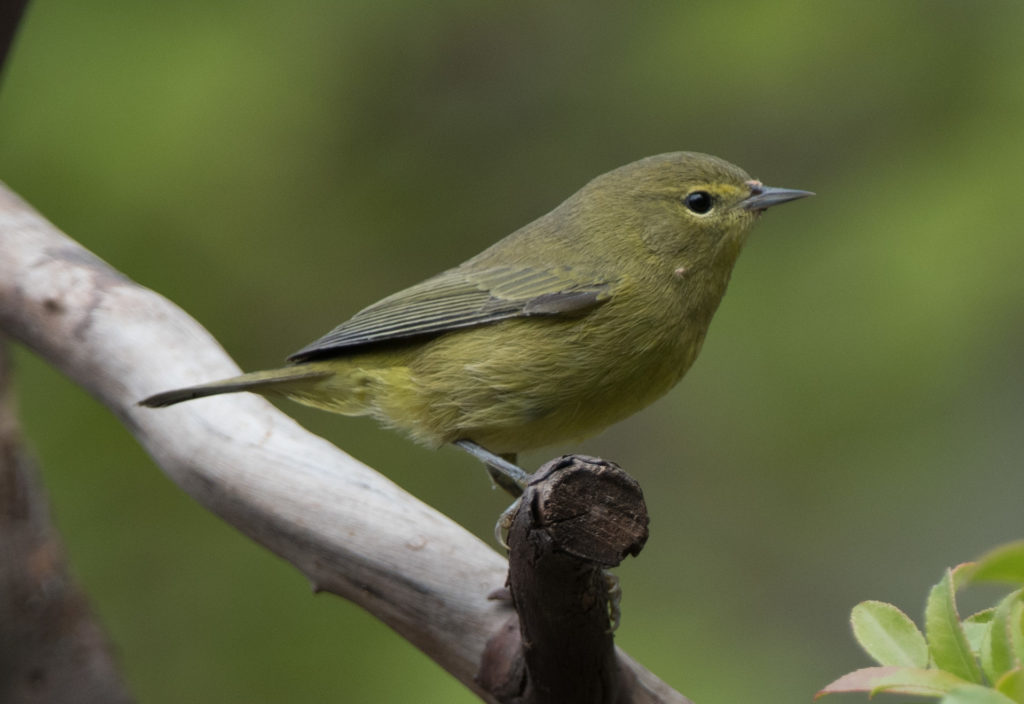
left=684, top=191, right=713, bottom=214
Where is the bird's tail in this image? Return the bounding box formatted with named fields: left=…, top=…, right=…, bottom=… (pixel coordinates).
left=139, top=367, right=333, bottom=408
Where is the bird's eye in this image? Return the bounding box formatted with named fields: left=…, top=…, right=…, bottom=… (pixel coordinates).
left=684, top=191, right=714, bottom=214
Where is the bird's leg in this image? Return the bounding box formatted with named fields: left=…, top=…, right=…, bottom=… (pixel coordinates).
left=453, top=440, right=529, bottom=497
left=453, top=440, right=531, bottom=548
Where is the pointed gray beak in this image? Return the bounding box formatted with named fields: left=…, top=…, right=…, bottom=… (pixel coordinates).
left=741, top=184, right=814, bottom=211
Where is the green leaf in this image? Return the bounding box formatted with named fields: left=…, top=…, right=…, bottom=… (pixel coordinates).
left=956, top=563, right=982, bottom=591
left=941, top=684, right=1018, bottom=704
left=982, top=590, right=1024, bottom=683
left=966, top=610, right=997, bottom=658
left=995, top=668, right=1024, bottom=704
left=969, top=542, right=1024, bottom=585
left=1012, top=601, right=1024, bottom=666
left=874, top=667, right=975, bottom=696
left=852, top=600, right=929, bottom=667
left=927, top=568, right=984, bottom=683
left=968, top=610, right=998, bottom=625
left=817, top=666, right=968, bottom=698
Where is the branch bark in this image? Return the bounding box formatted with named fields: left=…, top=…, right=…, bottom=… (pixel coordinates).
left=0, top=0, right=30, bottom=82
left=0, top=338, right=135, bottom=703
left=0, top=182, right=690, bottom=703
left=480, top=456, right=651, bottom=703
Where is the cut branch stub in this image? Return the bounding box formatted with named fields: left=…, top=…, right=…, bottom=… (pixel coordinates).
left=526, top=455, right=649, bottom=565
left=478, top=455, right=650, bottom=704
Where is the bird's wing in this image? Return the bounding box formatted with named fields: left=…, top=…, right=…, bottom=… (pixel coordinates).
left=287, top=265, right=614, bottom=361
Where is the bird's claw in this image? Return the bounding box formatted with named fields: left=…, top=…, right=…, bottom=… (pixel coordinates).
left=494, top=497, right=521, bottom=549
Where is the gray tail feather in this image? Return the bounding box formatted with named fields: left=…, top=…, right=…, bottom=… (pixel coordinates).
left=139, top=369, right=332, bottom=408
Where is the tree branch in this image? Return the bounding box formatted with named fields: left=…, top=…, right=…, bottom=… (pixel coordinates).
left=480, top=455, right=651, bottom=703
left=0, top=337, right=135, bottom=703
left=0, top=0, right=30, bottom=82
left=0, top=182, right=690, bottom=703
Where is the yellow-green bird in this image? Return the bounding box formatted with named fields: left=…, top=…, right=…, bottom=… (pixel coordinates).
left=141, top=152, right=811, bottom=491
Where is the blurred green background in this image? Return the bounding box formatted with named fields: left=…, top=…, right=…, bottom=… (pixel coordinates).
left=2, top=1, right=1022, bottom=702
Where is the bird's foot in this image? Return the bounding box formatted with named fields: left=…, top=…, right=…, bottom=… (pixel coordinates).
left=493, top=497, right=521, bottom=549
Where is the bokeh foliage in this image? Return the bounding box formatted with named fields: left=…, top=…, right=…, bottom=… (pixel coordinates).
left=1, top=1, right=1022, bottom=702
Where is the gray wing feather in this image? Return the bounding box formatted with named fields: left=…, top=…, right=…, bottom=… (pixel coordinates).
left=287, top=265, right=612, bottom=361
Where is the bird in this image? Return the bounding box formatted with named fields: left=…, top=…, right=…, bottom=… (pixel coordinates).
left=141, top=151, right=812, bottom=495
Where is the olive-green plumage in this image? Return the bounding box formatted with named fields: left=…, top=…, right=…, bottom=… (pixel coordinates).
left=141, top=152, right=811, bottom=456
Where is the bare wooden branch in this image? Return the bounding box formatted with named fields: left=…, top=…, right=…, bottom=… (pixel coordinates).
left=0, top=338, right=135, bottom=704
left=0, top=182, right=690, bottom=703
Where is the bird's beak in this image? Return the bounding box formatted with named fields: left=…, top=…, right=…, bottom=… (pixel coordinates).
left=741, top=182, right=814, bottom=212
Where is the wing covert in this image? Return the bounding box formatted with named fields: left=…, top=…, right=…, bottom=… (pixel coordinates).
left=287, top=265, right=613, bottom=361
